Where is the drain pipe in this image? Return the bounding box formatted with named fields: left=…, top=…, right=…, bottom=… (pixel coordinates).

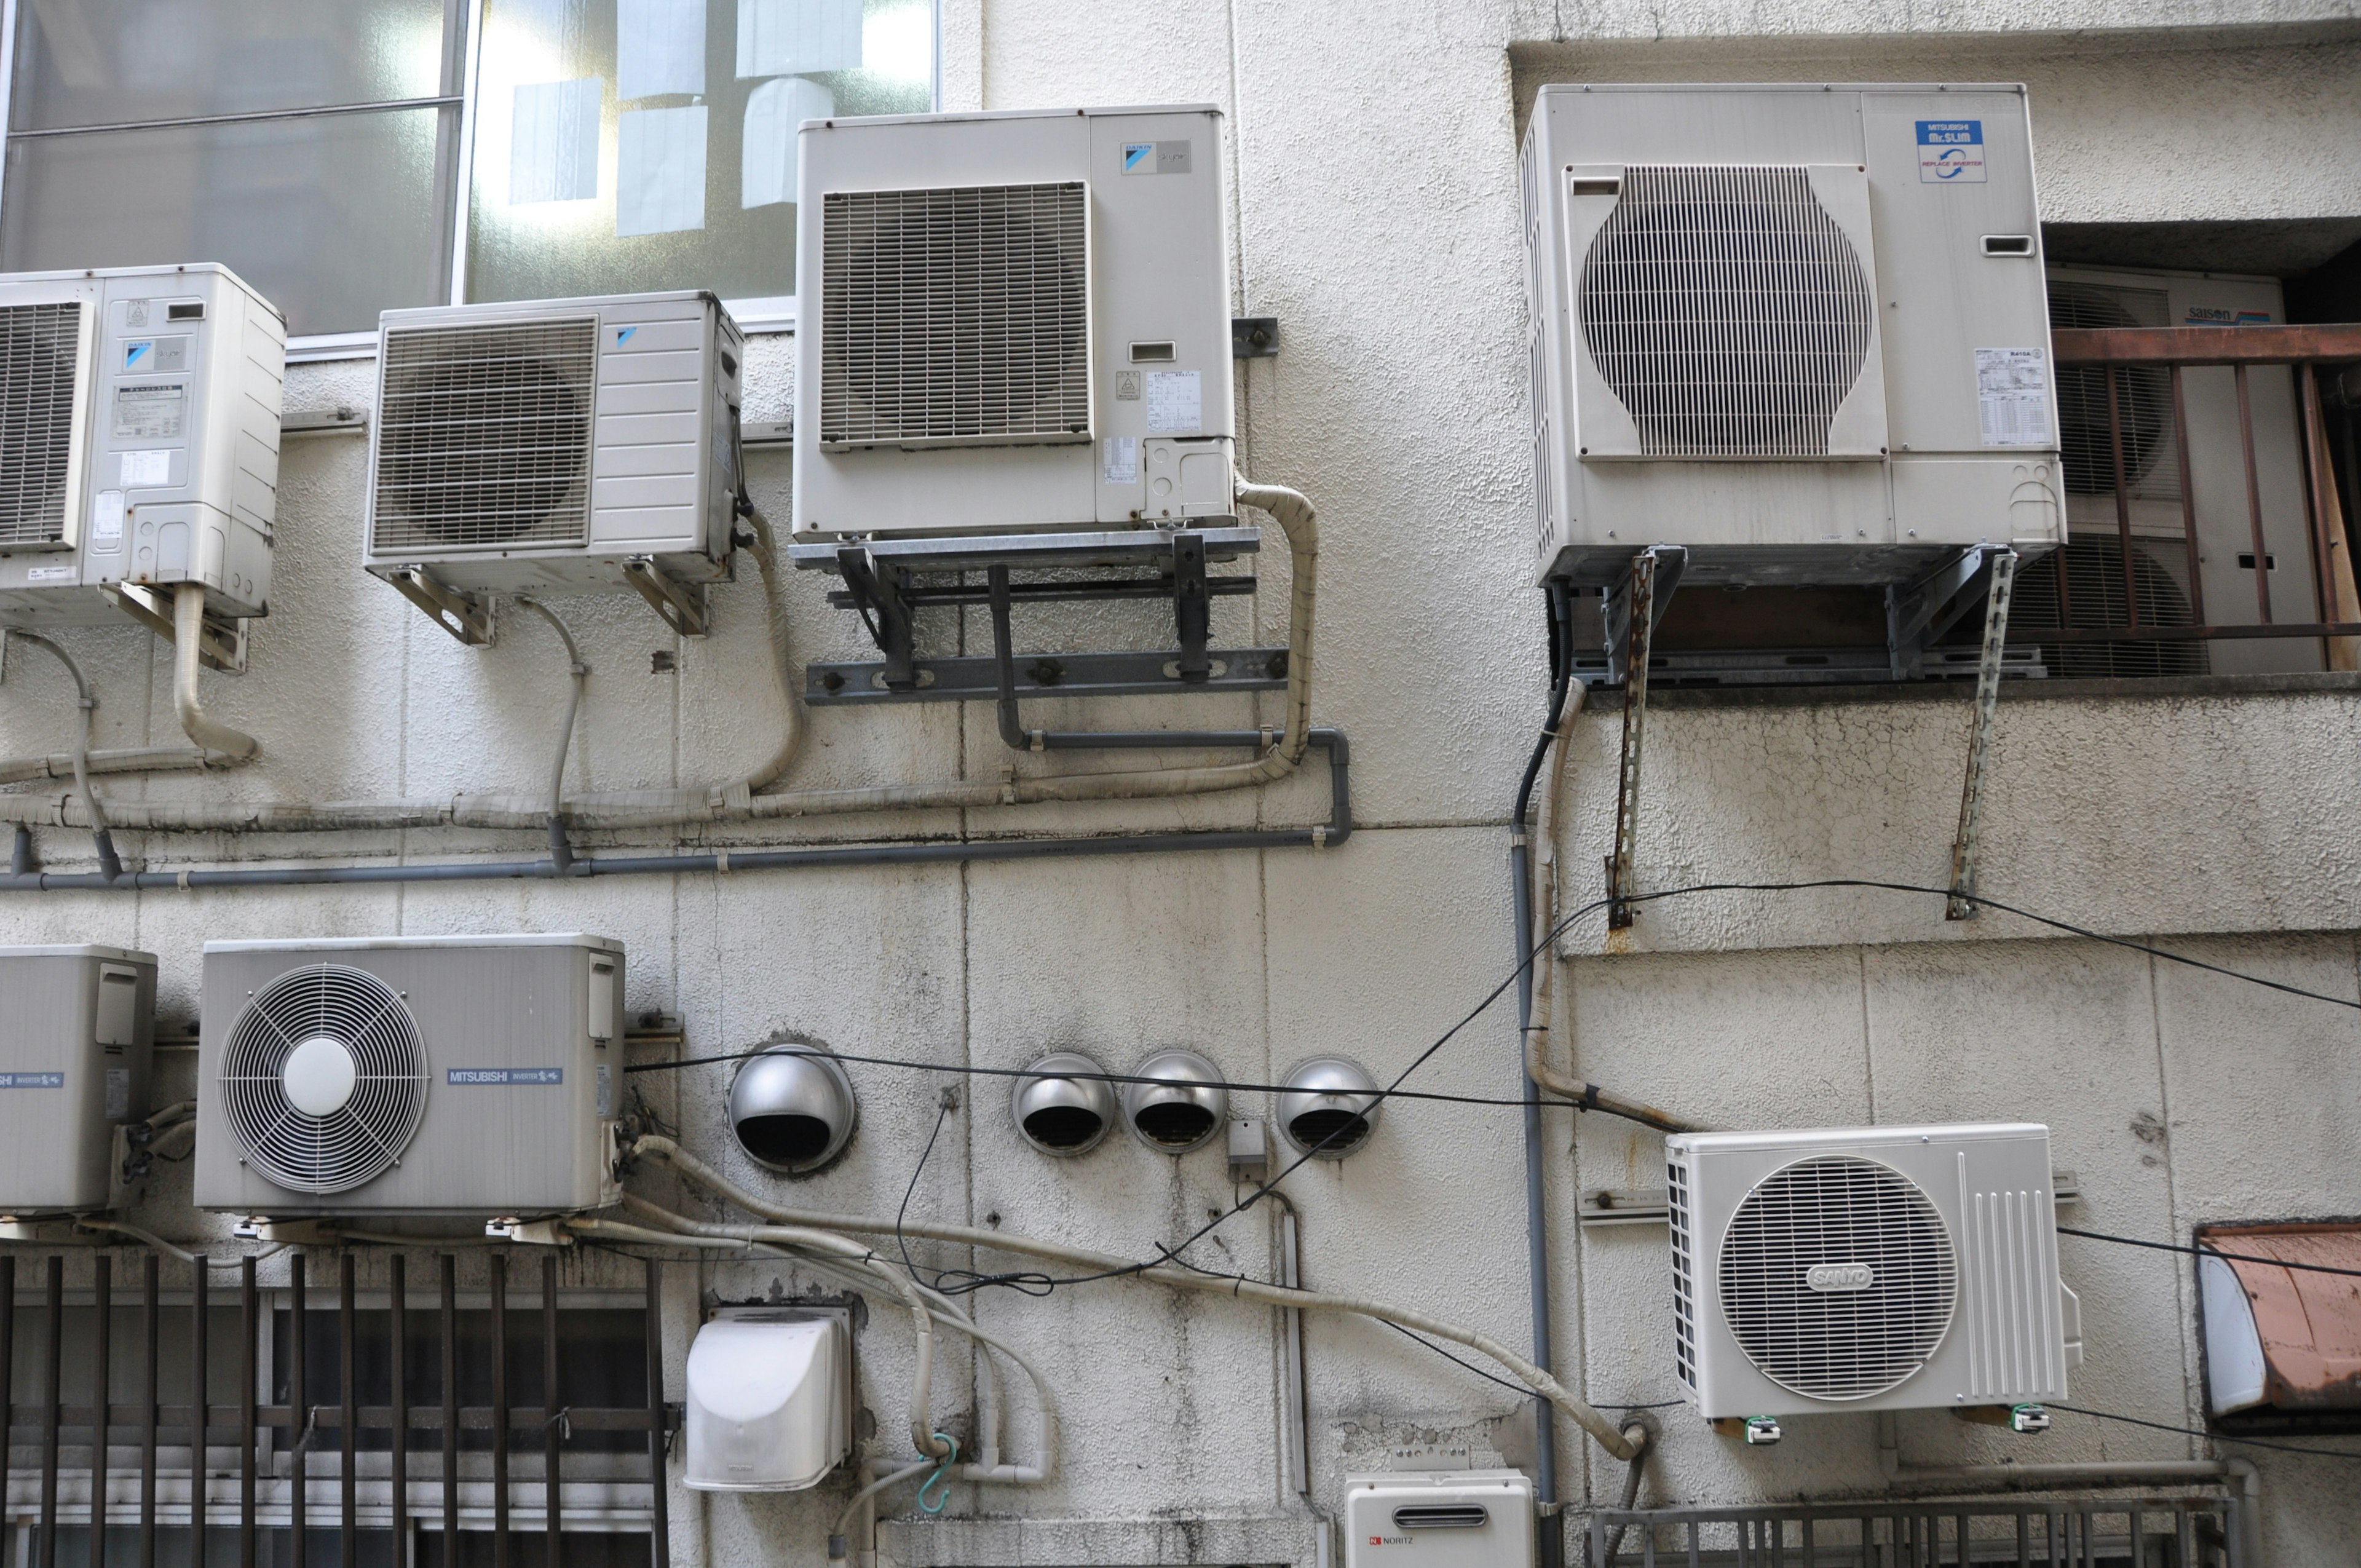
left=513, top=599, right=587, bottom=875
left=6, top=631, right=122, bottom=881
left=173, top=585, right=258, bottom=760
left=1265, top=1187, right=1332, bottom=1567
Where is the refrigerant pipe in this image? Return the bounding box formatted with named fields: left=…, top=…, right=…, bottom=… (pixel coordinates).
left=4, top=631, right=122, bottom=880
left=625, top=1135, right=1646, bottom=1462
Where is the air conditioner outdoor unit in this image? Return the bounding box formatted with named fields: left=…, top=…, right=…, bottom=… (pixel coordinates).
left=1667, top=1123, right=2081, bottom=1422
left=363, top=291, right=745, bottom=640
left=0, top=945, right=155, bottom=1215
left=1342, top=1470, right=1535, bottom=1568
left=0, top=264, right=283, bottom=632
left=790, top=105, right=1236, bottom=539
left=194, top=935, right=624, bottom=1219
left=1523, top=85, right=2063, bottom=595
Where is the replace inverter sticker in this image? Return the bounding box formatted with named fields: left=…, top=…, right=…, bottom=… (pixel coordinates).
left=1917, top=121, right=1986, bottom=183
left=1975, top=347, right=2052, bottom=447
left=113, top=382, right=184, bottom=440
left=447, top=1067, right=564, bottom=1085
left=1145, top=371, right=1201, bottom=434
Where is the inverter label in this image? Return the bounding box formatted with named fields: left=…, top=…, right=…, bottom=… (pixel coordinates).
left=0, top=1072, right=65, bottom=1088
left=447, top=1067, right=564, bottom=1085
left=1916, top=121, right=1986, bottom=183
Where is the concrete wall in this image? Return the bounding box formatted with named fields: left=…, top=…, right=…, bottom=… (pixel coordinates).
left=5, top=2, right=2361, bottom=1564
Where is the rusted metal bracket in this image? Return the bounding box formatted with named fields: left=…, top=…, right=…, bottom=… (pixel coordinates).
left=100, top=583, right=249, bottom=672
left=622, top=556, right=711, bottom=638
left=1947, top=548, right=2019, bottom=921
left=376, top=566, right=496, bottom=646
left=1603, top=545, right=1685, bottom=929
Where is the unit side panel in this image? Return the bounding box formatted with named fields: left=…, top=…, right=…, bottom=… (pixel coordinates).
left=589, top=303, right=715, bottom=554
left=1535, top=85, right=1863, bottom=168
left=0, top=954, right=111, bottom=1210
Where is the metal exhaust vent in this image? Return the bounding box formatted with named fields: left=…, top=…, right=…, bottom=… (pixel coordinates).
left=1393, top=1506, right=1489, bottom=1530
left=1578, top=165, right=1874, bottom=457
left=0, top=301, right=83, bottom=550
left=729, top=1045, right=858, bottom=1176
left=218, top=965, right=430, bottom=1195
left=1717, top=1154, right=1959, bottom=1400
left=371, top=316, right=598, bottom=553
left=1121, top=1050, right=1227, bottom=1154
left=1276, top=1057, right=1382, bottom=1158
left=1011, top=1051, right=1114, bottom=1157
left=819, top=182, right=1091, bottom=451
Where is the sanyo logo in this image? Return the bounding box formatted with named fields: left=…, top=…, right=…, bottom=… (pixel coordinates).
left=1806, top=1262, right=1877, bottom=1293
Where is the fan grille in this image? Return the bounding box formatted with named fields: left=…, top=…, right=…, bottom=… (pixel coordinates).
left=219, top=964, right=429, bottom=1195
left=371, top=317, right=598, bottom=553
left=1578, top=165, right=1873, bottom=457
left=819, top=182, right=1090, bottom=449
left=1668, top=1156, right=1698, bottom=1390
left=1717, top=1155, right=1957, bottom=1400
left=0, top=301, right=82, bottom=548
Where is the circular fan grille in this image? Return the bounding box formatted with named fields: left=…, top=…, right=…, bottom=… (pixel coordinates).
left=1717, top=1155, right=1957, bottom=1401
left=2049, top=282, right=2170, bottom=496
left=219, top=964, right=429, bottom=1195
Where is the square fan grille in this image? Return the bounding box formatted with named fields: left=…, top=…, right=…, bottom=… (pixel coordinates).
left=1578, top=165, right=1876, bottom=458
left=371, top=317, right=599, bottom=553
left=818, top=181, right=1091, bottom=449
left=0, top=301, right=84, bottom=548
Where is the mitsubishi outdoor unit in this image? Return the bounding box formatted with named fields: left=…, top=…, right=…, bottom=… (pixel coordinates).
left=364, top=292, right=745, bottom=640
left=790, top=106, right=1236, bottom=538
left=0, top=946, right=155, bottom=1214
left=1523, top=85, right=2063, bottom=593
left=1666, top=1123, right=2081, bottom=1421
left=194, top=935, right=624, bottom=1218
left=1342, top=1471, right=1535, bottom=1568
left=0, top=264, right=283, bottom=630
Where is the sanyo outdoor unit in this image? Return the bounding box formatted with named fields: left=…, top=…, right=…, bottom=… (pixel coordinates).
left=0, top=264, right=283, bottom=630
left=194, top=935, right=623, bottom=1218
left=1666, top=1123, right=2081, bottom=1420
left=1524, top=85, right=2063, bottom=590
left=364, top=292, right=745, bottom=638
left=0, top=946, right=155, bottom=1214
left=791, top=106, right=1236, bottom=538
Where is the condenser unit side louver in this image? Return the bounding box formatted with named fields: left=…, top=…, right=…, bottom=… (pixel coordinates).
left=0, top=301, right=88, bottom=550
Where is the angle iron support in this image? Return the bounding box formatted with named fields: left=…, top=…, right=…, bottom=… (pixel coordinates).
left=1947, top=548, right=2019, bottom=921
left=835, top=546, right=917, bottom=688
left=1604, top=547, right=1685, bottom=930
left=376, top=568, right=495, bottom=647
left=100, top=583, right=251, bottom=671
left=1885, top=546, right=1992, bottom=681
left=622, top=556, right=711, bottom=638
left=986, top=565, right=1036, bottom=751
left=1171, top=530, right=1211, bottom=683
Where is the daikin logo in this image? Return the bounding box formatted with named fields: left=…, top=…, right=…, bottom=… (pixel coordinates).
left=616, top=326, right=637, bottom=344
left=1123, top=143, right=1153, bottom=173
left=1806, top=1262, right=1877, bottom=1293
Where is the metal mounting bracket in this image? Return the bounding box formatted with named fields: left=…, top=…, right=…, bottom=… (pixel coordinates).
left=834, top=545, right=917, bottom=688
left=622, top=556, right=711, bottom=638
left=1885, top=545, right=2001, bottom=680
left=376, top=566, right=496, bottom=647
left=1232, top=316, right=1279, bottom=358
left=1603, top=545, right=1685, bottom=929
left=1947, top=548, right=2019, bottom=921
left=100, top=583, right=250, bottom=672
left=1171, top=530, right=1211, bottom=682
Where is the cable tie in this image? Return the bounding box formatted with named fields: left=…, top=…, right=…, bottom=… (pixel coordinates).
left=1582, top=1085, right=1600, bottom=1111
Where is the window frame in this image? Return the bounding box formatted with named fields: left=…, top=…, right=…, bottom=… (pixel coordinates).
left=0, top=0, right=946, bottom=358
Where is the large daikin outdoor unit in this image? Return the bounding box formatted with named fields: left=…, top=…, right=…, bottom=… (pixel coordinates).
left=1666, top=1123, right=2081, bottom=1421
left=1522, top=85, right=2063, bottom=593
left=194, top=935, right=624, bottom=1219
left=0, top=264, right=283, bottom=631
left=0, top=946, right=155, bottom=1215
left=363, top=292, right=745, bottom=640
left=790, top=105, right=1236, bottom=539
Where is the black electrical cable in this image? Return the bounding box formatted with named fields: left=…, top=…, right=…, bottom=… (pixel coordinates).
left=2051, top=1403, right=2361, bottom=1462
left=2058, top=1225, right=2361, bottom=1282
left=895, top=1103, right=949, bottom=1281
left=1381, top=1320, right=1535, bottom=1400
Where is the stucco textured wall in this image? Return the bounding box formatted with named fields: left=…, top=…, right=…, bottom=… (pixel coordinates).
left=4, top=2, right=2360, bottom=1564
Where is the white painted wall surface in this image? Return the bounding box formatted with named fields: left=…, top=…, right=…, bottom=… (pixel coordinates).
left=3, top=3, right=2360, bottom=1564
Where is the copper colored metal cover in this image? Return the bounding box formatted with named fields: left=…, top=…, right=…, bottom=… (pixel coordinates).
left=2199, top=1223, right=2361, bottom=1411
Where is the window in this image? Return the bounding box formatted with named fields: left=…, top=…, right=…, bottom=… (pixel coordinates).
left=0, top=0, right=937, bottom=346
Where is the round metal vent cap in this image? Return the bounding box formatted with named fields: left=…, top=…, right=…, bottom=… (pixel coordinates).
left=1121, top=1050, right=1227, bottom=1154
left=729, top=1045, right=858, bottom=1176
left=1010, top=1052, right=1113, bottom=1157
left=1276, top=1056, right=1382, bottom=1158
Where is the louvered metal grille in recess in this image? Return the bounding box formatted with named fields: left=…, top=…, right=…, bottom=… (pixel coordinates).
left=219, top=964, right=429, bottom=1195
left=0, top=301, right=83, bottom=548
left=2049, top=281, right=2175, bottom=499
left=372, top=317, right=597, bottom=552
left=1667, top=1158, right=1697, bottom=1388
left=1578, top=165, right=1873, bottom=457
left=820, top=182, right=1090, bottom=448
left=1717, top=1155, right=1956, bottom=1400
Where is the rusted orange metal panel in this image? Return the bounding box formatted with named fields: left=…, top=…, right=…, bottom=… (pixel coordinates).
left=2052, top=324, right=2361, bottom=365
left=2199, top=1223, right=2361, bottom=1411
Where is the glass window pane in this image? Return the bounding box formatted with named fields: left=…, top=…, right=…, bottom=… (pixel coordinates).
left=467, top=0, right=933, bottom=306
left=1, top=107, right=453, bottom=336
left=9, top=0, right=452, bottom=129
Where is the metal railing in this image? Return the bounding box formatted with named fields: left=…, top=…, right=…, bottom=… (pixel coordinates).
left=2031, top=323, right=2361, bottom=661
left=0, top=1251, right=673, bottom=1568
left=1585, top=1495, right=2240, bottom=1567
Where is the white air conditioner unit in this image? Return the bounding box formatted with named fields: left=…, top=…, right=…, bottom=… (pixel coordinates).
left=0, top=264, right=283, bottom=631
left=1666, top=1123, right=2081, bottom=1420
left=1342, top=1471, right=1535, bottom=1568
left=194, top=935, right=624, bottom=1219
left=791, top=106, right=1236, bottom=539
left=1523, top=85, right=2063, bottom=591
left=0, top=945, right=155, bottom=1215
left=363, top=291, right=745, bottom=639
left=2041, top=264, right=2317, bottom=678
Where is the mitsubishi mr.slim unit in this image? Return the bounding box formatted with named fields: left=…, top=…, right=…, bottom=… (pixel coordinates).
left=1666, top=1123, right=2081, bottom=1420
left=0, top=264, right=284, bottom=629
left=1522, top=84, right=2063, bottom=590
left=791, top=106, right=1236, bottom=538
left=0, top=946, right=156, bottom=1214
left=195, top=935, right=623, bottom=1218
